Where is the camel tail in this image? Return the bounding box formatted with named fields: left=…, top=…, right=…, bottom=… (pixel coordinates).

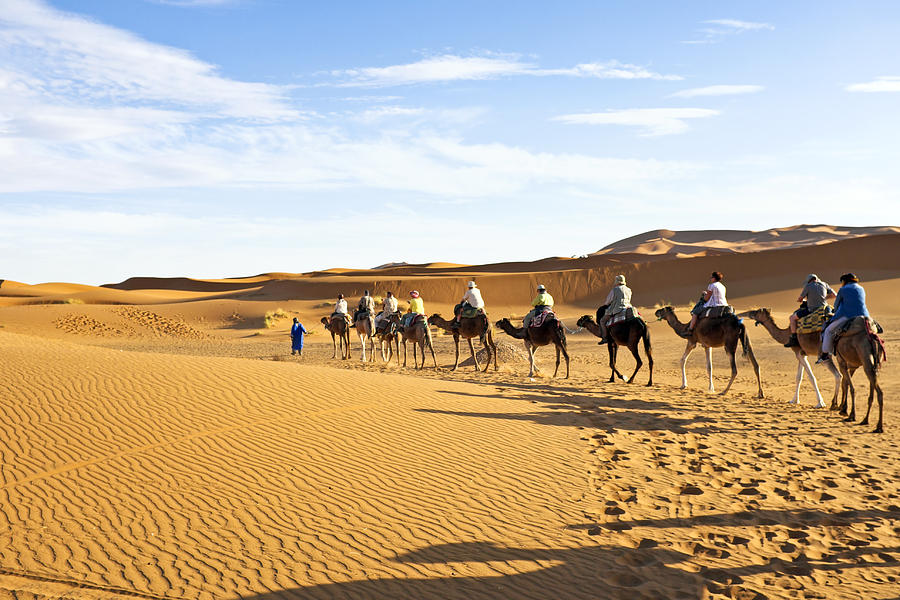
left=556, top=320, right=568, bottom=349
left=641, top=321, right=652, bottom=356
left=738, top=320, right=751, bottom=358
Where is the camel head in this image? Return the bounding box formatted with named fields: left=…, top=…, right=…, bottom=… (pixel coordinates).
left=320, top=316, right=330, bottom=327
left=495, top=318, right=512, bottom=329
left=736, top=308, right=771, bottom=327
left=427, top=313, right=442, bottom=325
left=654, top=306, right=674, bottom=321
left=576, top=315, right=594, bottom=328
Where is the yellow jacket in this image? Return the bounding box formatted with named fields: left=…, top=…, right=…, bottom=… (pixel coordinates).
left=532, top=292, right=554, bottom=307
left=408, top=297, right=424, bottom=314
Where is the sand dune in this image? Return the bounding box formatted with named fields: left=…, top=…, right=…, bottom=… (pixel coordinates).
left=3, top=224, right=900, bottom=599
left=594, top=224, right=900, bottom=256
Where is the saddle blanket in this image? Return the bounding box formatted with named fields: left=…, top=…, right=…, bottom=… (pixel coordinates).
left=797, top=305, right=831, bottom=335
left=461, top=306, right=485, bottom=319
left=700, top=305, right=734, bottom=319
left=531, top=310, right=555, bottom=328
left=834, top=316, right=883, bottom=340
left=608, top=307, right=640, bottom=326
left=404, top=314, right=426, bottom=328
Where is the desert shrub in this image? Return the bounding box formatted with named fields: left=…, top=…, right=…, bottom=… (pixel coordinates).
left=264, top=308, right=289, bottom=328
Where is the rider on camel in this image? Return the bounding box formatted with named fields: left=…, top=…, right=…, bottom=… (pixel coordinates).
left=817, top=273, right=869, bottom=364
left=597, top=274, right=632, bottom=344
left=402, top=290, right=425, bottom=330
left=355, top=290, right=375, bottom=322
left=785, top=274, right=836, bottom=348
left=524, top=284, right=554, bottom=328
left=683, top=271, right=727, bottom=337
left=452, top=281, right=485, bottom=329
left=332, top=294, right=350, bottom=325
left=374, top=291, right=398, bottom=332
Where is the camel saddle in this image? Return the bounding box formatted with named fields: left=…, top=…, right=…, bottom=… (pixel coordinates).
left=833, top=316, right=887, bottom=360
left=405, top=314, right=426, bottom=329
left=354, top=308, right=372, bottom=322
left=698, top=305, right=734, bottom=319
left=797, top=305, right=831, bottom=335
left=531, top=309, right=556, bottom=328
left=608, top=307, right=640, bottom=326
left=460, top=306, right=485, bottom=319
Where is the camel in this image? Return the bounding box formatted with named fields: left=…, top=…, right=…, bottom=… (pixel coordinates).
left=353, top=311, right=377, bottom=362
left=389, top=313, right=437, bottom=369
left=654, top=306, right=763, bottom=398
left=830, top=318, right=887, bottom=433
left=375, top=315, right=401, bottom=365
left=320, top=315, right=352, bottom=359
left=496, top=315, right=569, bottom=378
left=737, top=308, right=840, bottom=409
left=427, top=313, right=499, bottom=372
left=577, top=309, right=653, bottom=385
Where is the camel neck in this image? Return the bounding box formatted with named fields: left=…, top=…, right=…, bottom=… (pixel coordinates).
left=757, top=316, right=790, bottom=344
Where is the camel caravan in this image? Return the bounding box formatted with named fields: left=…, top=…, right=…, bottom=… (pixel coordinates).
left=318, top=271, right=888, bottom=432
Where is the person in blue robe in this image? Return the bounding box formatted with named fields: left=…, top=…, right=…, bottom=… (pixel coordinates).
left=291, top=317, right=307, bottom=355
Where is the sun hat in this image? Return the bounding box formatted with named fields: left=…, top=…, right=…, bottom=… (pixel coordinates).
left=806, top=274, right=818, bottom=282
left=467, top=281, right=476, bottom=288
left=410, top=290, right=420, bottom=298
left=615, top=275, right=626, bottom=285
left=536, top=284, right=546, bottom=291
left=839, top=273, right=859, bottom=284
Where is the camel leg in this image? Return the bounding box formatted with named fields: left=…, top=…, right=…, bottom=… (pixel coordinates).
left=607, top=344, right=617, bottom=383
left=480, top=335, right=492, bottom=373
left=801, top=356, right=826, bottom=408
left=402, top=339, right=408, bottom=368
left=843, top=366, right=857, bottom=421
left=859, top=358, right=883, bottom=431
left=452, top=337, right=460, bottom=371
left=719, top=349, right=738, bottom=395
left=467, top=338, right=479, bottom=371
left=526, top=342, right=536, bottom=378
left=679, top=341, right=696, bottom=389
left=790, top=360, right=804, bottom=404
left=554, top=345, right=561, bottom=378
left=359, top=332, right=366, bottom=362
left=427, top=334, right=437, bottom=368
left=837, top=363, right=851, bottom=416
left=626, top=343, right=643, bottom=384
left=561, top=343, right=570, bottom=379
left=825, top=359, right=842, bottom=411
left=705, top=346, right=715, bottom=393
left=490, top=334, right=499, bottom=372
left=749, top=349, right=763, bottom=398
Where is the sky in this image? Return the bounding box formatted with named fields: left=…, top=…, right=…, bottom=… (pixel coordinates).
left=1, top=0, right=899, bottom=285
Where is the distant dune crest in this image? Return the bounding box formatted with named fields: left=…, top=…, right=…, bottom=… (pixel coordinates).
left=593, top=224, right=900, bottom=257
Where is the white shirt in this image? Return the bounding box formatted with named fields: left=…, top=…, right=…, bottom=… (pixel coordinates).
left=382, top=296, right=398, bottom=313
left=334, top=299, right=348, bottom=314
left=704, top=281, right=727, bottom=307
left=462, top=287, right=485, bottom=309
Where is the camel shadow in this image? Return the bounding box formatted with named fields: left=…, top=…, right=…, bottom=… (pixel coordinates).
left=235, top=541, right=707, bottom=600
left=430, top=389, right=720, bottom=434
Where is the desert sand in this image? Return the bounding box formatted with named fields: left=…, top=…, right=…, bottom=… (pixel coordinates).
left=2, top=227, right=899, bottom=599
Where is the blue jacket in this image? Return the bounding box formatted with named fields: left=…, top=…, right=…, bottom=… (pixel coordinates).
left=831, top=282, right=869, bottom=321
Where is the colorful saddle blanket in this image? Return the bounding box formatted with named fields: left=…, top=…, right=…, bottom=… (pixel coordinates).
left=531, top=310, right=555, bottom=328
left=403, top=313, right=426, bottom=329
left=797, top=305, right=831, bottom=335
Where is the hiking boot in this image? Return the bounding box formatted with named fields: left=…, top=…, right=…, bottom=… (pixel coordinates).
left=597, top=338, right=609, bottom=345
left=784, top=334, right=800, bottom=348
left=815, top=352, right=830, bottom=365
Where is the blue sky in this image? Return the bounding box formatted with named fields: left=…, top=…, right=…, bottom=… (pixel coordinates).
left=1, top=0, right=898, bottom=284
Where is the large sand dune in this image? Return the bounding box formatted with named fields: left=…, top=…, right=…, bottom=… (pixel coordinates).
left=2, top=225, right=899, bottom=599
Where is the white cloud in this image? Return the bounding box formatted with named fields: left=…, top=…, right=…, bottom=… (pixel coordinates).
left=329, top=55, right=681, bottom=87
left=846, top=76, right=900, bottom=93
left=0, top=0, right=296, bottom=120
left=552, top=108, right=719, bottom=136
left=670, top=85, right=764, bottom=98
left=683, top=18, right=774, bottom=44
left=704, top=19, right=775, bottom=31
